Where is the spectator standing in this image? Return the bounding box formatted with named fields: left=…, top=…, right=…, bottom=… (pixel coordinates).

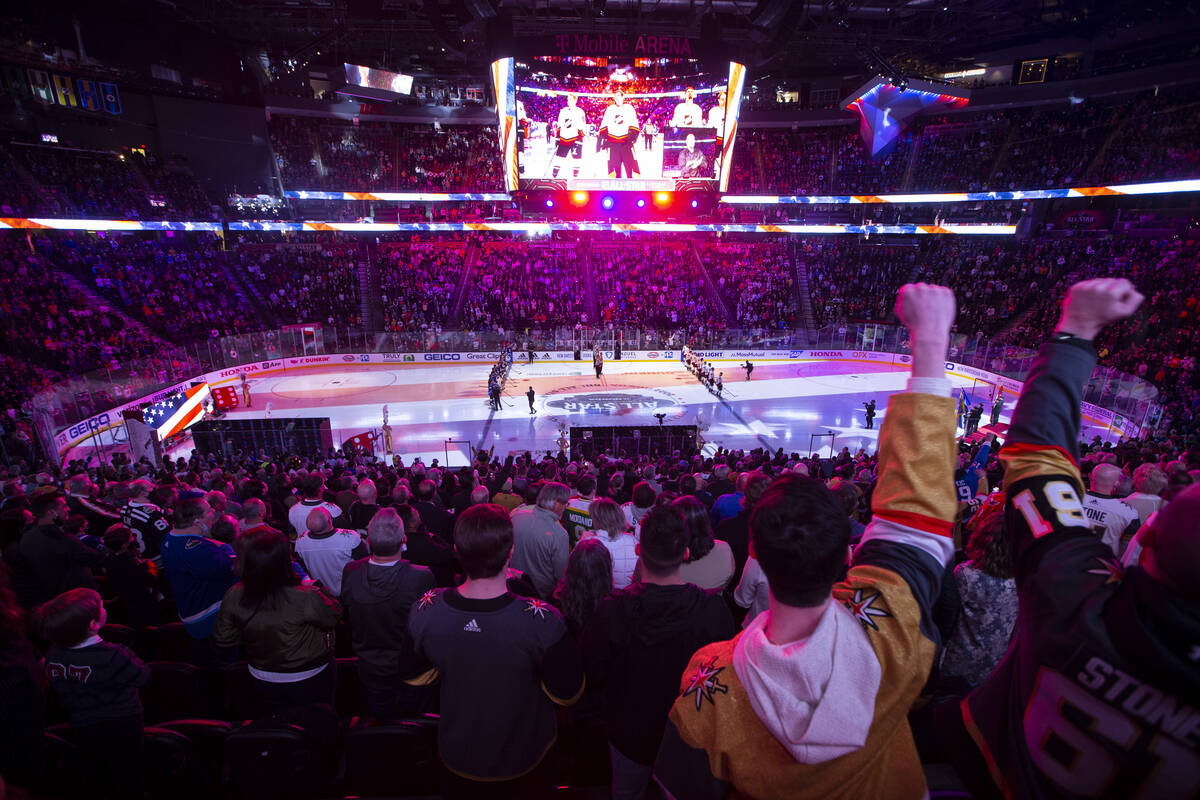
left=287, top=474, right=347, bottom=538
left=348, top=479, right=381, bottom=532
left=553, top=537, right=614, bottom=638
left=653, top=283, right=959, bottom=798
left=938, top=508, right=1017, bottom=688
left=938, top=279, right=1200, bottom=799
left=101, top=525, right=159, bottom=629
left=294, top=507, right=368, bottom=596
left=584, top=498, right=639, bottom=589
left=214, top=529, right=341, bottom=711
left=39, top=588, right=150, bottom=800
left=1083, top=463, right=1140, bottom=556
left=159, top=497, right=236, bottom=656
left=1123, top=463, right=1166, bottom=525
left=18, top=490, right=103, bottom=605
left=121, top=478, right=171, bottom=560
left=674, top=496, right=735, bottom=591
left=510, top=482, right=571, bottom=599
left=582, top=504, right=735, bottom=799
left=710, top=470, right=746, bottom=524
left=409, top=504, right=584, bottom=797
left=340, top=508, right=436, bottom=718
left=714, top=471, right=772, bottom=583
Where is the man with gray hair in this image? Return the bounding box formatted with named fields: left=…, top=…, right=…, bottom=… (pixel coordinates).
left=468, top=485, right=491, bottom=506
left=1083, top=462, right=1140, bottom=556
left=1124, top=463, right=1167, bottom=525
left=510, top=482, right=571, bottom=598
left=295, top=506, right=367, bottom=596
left=341, top=508, right=437, bottom=718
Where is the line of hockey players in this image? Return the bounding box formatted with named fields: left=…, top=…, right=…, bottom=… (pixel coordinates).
left=682, top=345, right=723, bottom=396
left=486, top=346, right=514, bottom=410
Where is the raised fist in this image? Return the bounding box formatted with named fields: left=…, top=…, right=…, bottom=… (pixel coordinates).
left=895, top=283, right=957, bottom=343
left=1057, top=278, right=1144, bottom=340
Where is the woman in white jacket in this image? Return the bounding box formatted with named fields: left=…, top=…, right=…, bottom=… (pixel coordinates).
left=584, top=498, right=639, bottom=590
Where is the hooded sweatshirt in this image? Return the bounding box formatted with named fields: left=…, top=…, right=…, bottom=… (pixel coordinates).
left=340, top=557, right=436, bottom=687
left=733, top=600, right=880, bottom=763
left=581, top=582, right=735, bottom=764
left=652, top=384, right=958, bottom=800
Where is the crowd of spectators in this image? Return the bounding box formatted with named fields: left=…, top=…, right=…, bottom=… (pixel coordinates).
left=36, top=235, right=253, bottom=342
left=728, top=87, right=1200, bottom=196
left=378, top=241, right=466, bottom=331
left=0, top=143, right=211, bottom=220
left=268, top=116, right=503, bottom=192
left=591, top=241, right=725, bottom=331
left=702, top=240, right=797, bottom=329
left=229, top=240, right=363, bottom=328
left=2, top=277, right=1196, bottom=797
left=460, top=241, right=585, bottom=331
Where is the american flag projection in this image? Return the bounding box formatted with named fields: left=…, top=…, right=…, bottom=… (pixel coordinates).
left=144, top=383, right=211, bottom=439
left=841, top=76, right=970, bottom=157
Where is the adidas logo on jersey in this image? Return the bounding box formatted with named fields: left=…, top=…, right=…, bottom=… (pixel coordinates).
left=463, top=619, right=482, bottom=633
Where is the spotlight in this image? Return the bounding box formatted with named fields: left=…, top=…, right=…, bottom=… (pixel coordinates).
left=545, top=199, right=554, bottom=208
left=601, top=196, right=614, bottom=210
left=571, top=191, right=589, bottom=206
left=656, top=192, right=670, bottom=203
left=636, top=198, right=646, bottom=208
left=691, top=199, right=698, bottom=208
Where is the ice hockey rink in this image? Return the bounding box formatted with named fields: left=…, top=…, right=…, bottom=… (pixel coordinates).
left=140, top=354, right=1116, bottom=467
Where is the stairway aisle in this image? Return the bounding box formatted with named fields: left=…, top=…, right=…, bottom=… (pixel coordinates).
left=690, top=240, right=735, bottom=325
left=448, top=236, right=482, bottom=325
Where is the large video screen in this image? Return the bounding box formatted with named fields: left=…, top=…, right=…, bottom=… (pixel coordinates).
left=344, top=63, right=413, bottom=95
left=491, top=58, right=744, bottom=193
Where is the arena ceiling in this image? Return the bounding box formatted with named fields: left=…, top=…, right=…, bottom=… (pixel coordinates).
left=45, top=0, right=1200, bottom=81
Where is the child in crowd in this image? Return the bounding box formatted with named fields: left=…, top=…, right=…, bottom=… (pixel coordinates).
left=39, top=587, right=151, bottom=799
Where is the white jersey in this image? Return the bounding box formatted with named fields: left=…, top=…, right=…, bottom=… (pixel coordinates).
left=600, top=103, right=640, bottom=141
left=670, top=100, right=703, bottom=127
left=1082, top=492, right=1140, bottom=556
left=707, top=104, right=725, bottom=130
left=556, top=105, right=587, bottom=144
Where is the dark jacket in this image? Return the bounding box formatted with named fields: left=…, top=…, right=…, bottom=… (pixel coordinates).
left=403, top=531, right=459, bottom=587
left=714, top=511, right=751, bottom=585
left=414, top=501, right=454, bottom=543
left=580, top=582, right=735, bottom=764
left=104, top=550, right=159, bottom=629
left=44, top=639, right=150, bottom=725
left=66, top=494, right=122, bottom=538
left=340, top=557, right=436, bottom=688
left=213, top=583, right=341, bottom=673
left=18, top=525, right=103, bottom=605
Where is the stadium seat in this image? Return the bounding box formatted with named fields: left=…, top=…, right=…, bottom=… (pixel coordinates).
left=224, top=660, right=262, bottom=721
left=156, top=718, right=234, bottom=768
left=223, top=706, right=339, bottom=800
left=40, top=732, right=84, bottom=798
left=143, top=726, right=221, bottom=800
left=99, top=622, right=137, bottom=648
left=335, top=656, right=368, bottom=717
left=155, top=621, right=195, bottom=662
left=343, top=719, right=438, bottom=797
left=143, top=661, right=208, bottom=724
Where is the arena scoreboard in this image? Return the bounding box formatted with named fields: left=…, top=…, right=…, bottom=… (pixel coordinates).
left=491, top=45, right=745, bottom=217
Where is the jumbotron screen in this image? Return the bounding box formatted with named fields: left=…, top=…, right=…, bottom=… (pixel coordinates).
left=491, top=57, right=745, bottom=194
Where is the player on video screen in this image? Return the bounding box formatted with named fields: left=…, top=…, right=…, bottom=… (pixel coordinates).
left=516, top=98, right=529, bottom=150
left=707, top=90, right=727, bottom=131
left=549, top=93, right=587, bottom=178
left=599, top=91, right=641, bottom=179
left=670, top=87, right=704, bottom=128
left=677, top=133, right=711, bottom=178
